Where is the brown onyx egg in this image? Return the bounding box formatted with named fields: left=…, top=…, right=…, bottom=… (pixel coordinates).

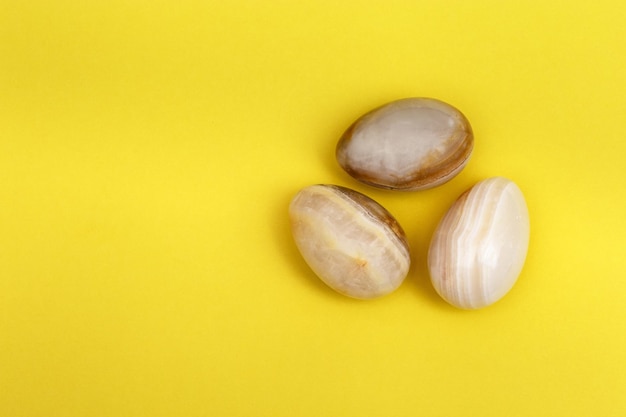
left=289, top=184, right=410, bottom=299
left=336, top=98, right=473, bottom=191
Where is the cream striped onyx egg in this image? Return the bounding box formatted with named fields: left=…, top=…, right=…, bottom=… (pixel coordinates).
left=428, top=177, right=530, bottom=309
left=336, top=98, right=473, bottom=191
left=289, top=184, right=410, bottom=299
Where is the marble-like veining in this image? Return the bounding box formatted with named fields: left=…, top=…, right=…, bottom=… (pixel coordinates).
left=289, top=184, right=410, bottom=299
left=428, top=177, right=530, bottom=309
left=336, top=98, right=473, bottom=191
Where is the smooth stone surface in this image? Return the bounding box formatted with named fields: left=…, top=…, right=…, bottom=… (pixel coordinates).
left=428, top=177, right=530, bottom=309
left=289, top=184, right=410, bottom=299
left=336, top=97, right=473, bottom=191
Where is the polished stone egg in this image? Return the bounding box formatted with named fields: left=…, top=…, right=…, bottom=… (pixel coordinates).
left=336, top=97, right=473, bottom=191
left=428, top=177, right=530, bottom=309
left=289, top=184, right=410, bottom=299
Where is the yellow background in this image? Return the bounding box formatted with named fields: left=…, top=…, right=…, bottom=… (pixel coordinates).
left=2, top=1, right=625, bottom=416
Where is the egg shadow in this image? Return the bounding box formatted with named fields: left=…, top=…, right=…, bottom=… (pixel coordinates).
left=405, top=209, right=452, bottom=310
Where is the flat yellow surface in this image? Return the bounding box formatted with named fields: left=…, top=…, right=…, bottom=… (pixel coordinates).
left=2, top=1, right=625, bottom=416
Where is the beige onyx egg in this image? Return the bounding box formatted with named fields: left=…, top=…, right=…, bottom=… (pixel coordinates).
left=428, top=177, right=530, bottom=309
left=336, top=98, right=473, bottom=191
left=289, top=184, right=410, bottom=299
